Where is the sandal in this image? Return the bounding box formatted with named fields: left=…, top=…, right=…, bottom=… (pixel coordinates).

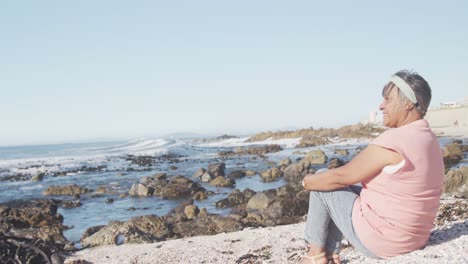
left=298, top=252, right=326, bottom=264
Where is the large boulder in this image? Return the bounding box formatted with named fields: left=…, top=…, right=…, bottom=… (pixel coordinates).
left=242, top=184, right=310, bottom=227
left=246, top=193, right=273, bottom=210
left=191, top=168, right=206, bottom=179
left=219, top=145, right=283, bottom=157
left=278, top=158, right=292, bottom=167
left=128, top=183, right=154, bottom=196
left=303, top=150, right=328, bottom=164
left=133, top=174, right=205, bottom=199
left=284, top=162, right=316, bottom=184
left=260, top=167, right=283, bottom=182
left=207, top=163, right=226, bottom=177
left=296, top=136, right=329, bottom=148
left=216, top=189, right=256, bottom=208
left=156, top=175, right=205, bottom=199
left=201, top=172, right=215, bottom=182
left=443, top=167, right=468, bottom=197
left=0, top=199, right=73, bottom=257
left=42, top=184, right=89, bottom=196
left=81, top=215, right=172, bottom=247
left=184, top=205, right=200, bottom=220
left=210, top=176, right=235, bottom=187
left=443, top=143, right=463, bottom=167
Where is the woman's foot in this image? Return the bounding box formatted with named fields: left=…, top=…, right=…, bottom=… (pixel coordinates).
left=327, top=253, right=341, bottom=264
left=298, top=251, right=328, bottom=264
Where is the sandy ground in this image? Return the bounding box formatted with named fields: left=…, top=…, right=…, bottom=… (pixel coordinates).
left=65, top=219, right=467, bottom=264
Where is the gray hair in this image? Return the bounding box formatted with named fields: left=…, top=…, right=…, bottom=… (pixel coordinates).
left=382, top=70, right=432, bottom=117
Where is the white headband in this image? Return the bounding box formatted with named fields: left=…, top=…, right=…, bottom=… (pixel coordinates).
left=390, top=75, right=418, bottom=105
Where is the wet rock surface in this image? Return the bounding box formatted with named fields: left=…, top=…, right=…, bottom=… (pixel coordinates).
left=218, top=145, right=283, bottom=157
left=129, top=174, right=206, bottom=199
left=43, top=184, right=90, bottom=196
left=0, top=199, right=74, bottom=263
left=442, top=142, right=464, bottom=167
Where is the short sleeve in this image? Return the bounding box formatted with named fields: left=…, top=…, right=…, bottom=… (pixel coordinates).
left=370, top=129, right=403, bottom=154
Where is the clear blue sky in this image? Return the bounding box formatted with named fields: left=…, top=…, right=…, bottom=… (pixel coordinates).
left=1, top=1, right=467, bottom=146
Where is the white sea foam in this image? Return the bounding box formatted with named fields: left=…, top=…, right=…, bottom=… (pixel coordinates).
left=0, top=138, right=179, bottom=177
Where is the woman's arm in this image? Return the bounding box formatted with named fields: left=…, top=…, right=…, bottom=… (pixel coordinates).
left=302, top=144, right=403, bottom=191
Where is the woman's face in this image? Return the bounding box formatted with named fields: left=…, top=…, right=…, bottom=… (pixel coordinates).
left=379, top=86, right=405, bottom=127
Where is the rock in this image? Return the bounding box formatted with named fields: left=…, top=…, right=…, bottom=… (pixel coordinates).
left=207, top=163, right=226, bottom=177
left=156, top=175, right=205, bottom=199
left=198, top=208, right=208, bottom=218
left=247, top=193, right=273, bottom=210
left=284, top=162, right=315, bottom=184
left=31, top=172, right=45, bottom=181
left=278, top=158, right=292, bottom=167
left=129, top=183, right=154, bottom=196
left=153, top=173, right=168, bottom=180
left=216, top=189, right=256, bottom=208
left=210, top=176, right=235, bottom=187
left=0, top=199, right=71, bottom=255
left=443, top=167, right=468, bottom=197
left=260, top=167, right=283, bottom=182
left=94, top=186, right=108, bottom=194
left=184, top=205, right=200, bottom=219
left=461, top=144, right=468, bottom=152
left=201, top=172, right=215, bottom=182
left=192, top=168, right=206, bottom=179
left=132, top=174, right=204, bottom=199
left=43, top=184, right=89, bottom=196
left=169, top=165, right=178, bottom=170
left=334, top=149, right=349, bottom=155
left=193, top=191, right=208, bottom=200
left=228, top=170, right=246, bottom=179
left=303, top=150, right=328, bottom=164
left=328, top=158, right=345, bottom=169
left=219, top=145, right=283, bottom=157
left=296, top=136, right=329, bottom=148
left=125, top=155, right=154, bottom=166
left=105, top=198, right=114, bottom=204
left=80, top=215, right=172, bottom=247
left=62, top=200, right=82, bottom=208
left=443, top=143, right=463, bottom=166
left=217, top=134, right=238, bottom=140
left=245, top=170, right=257, bottom=176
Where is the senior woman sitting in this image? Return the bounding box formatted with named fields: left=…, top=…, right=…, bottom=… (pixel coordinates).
left=299, top=70, right=444, bottom=264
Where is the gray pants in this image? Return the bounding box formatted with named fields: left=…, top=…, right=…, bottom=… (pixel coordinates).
left=304, top=185, right=380, bottom=258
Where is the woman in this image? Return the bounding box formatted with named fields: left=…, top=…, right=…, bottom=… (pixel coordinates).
left=299, top=70, right=444, bottom=264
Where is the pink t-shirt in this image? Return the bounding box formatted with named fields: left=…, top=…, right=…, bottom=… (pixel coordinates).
left=352, top=119, right=444, bottom=258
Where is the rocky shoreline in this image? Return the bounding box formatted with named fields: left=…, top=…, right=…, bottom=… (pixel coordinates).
left=1, top=124, right=467, bottom=263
